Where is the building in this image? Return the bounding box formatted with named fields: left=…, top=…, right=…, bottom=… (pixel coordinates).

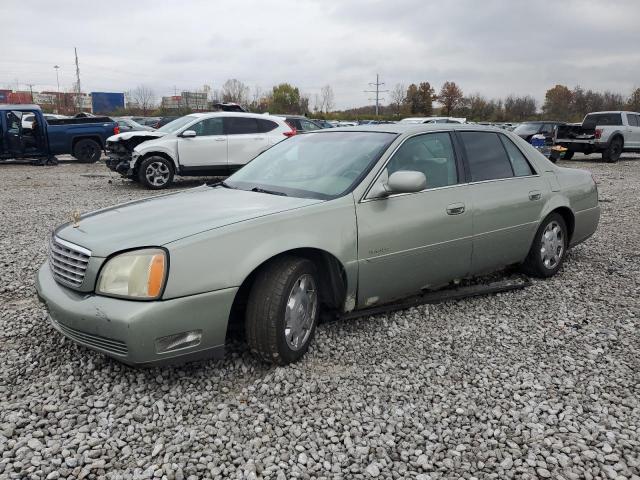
left=161, top=91, right=209, bottom=111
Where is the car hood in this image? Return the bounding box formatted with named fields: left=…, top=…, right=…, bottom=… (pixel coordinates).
left=107, top=131, right=167, bottom=142
left=55, top=186, right=323, bottom=257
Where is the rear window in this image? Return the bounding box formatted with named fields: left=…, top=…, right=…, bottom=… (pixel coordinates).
left=583, top=113, right=622, bottom=128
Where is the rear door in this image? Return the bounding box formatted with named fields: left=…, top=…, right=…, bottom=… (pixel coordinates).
left=225, top=117, right=269, bottom=167
left=458, top=131, right=547, bottom=274
left=177, top=117, right=227, bottom=168
left=625, top=113, right=640, bottom=148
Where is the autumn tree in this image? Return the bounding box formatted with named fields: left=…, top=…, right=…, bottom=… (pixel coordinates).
left=405, top=82, right=435, bottom=115
left=270, top=83, right=302, bottom=114
left=542, top=84, right=573, bottom=121
left=221, top=79, right=249, bottom=105
left=438, top=81, right=464, bottom=116
left=628, top=88, right=640, bottom=112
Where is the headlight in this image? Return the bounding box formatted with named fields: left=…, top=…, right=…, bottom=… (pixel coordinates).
left=97, top=249, right=167, bottom=299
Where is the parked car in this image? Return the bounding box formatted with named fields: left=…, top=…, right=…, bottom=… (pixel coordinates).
left=0, top=104, right=118, bottom=163
left=106, top=112, right=295, bottom=189
left=37, top=124, right=600, bottom=366
left=399, top=117, right=466, bottom=124
left=21, top=113, right=69, bottom=129
left=311, top=119, right=334, bottom=128
left=276, top=115, right=323, bottom=132
left=555, top=111, right=640, bottom=162
left=513, top=121, right=564, bottom=143
left=113, top=117, right=155, bottom=132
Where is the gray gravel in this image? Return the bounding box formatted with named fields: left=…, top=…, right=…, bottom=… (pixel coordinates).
left=1, top=154, right=639, bottom=479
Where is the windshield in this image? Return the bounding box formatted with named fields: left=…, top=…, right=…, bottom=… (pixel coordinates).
left=513, top=123, right=540, bottom=135
left=157, top=115, right=197, bottom=133
left=225, top=131, right=397, bottom=200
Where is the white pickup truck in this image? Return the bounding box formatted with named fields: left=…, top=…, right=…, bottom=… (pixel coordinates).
left=555, top=111, right=640, bottom=162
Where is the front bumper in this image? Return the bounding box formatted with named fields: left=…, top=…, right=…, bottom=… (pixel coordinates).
left=36, top=262, right=238, bottom=366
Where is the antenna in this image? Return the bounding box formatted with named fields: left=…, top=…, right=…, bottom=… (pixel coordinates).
left=363, top=73, right=389, bottom=117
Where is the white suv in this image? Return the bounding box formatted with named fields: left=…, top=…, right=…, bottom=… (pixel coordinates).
left=107, top=112, right=295, bottom=189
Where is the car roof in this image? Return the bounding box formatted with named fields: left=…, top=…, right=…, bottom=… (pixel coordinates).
left=0, top=104, right=42, bottom=111
left=586, top=110, right=639, bottom=115
left=186, top=111, right=283, bottom=121
left=310, top=123, right=512, bottom=135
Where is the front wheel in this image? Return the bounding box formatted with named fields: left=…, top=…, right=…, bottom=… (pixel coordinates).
left=245, top=257, right=320, bottom=364
left=602, top=137, right=622, bottom=163
left=138, top=156, right=174, bottom=189
left=521, top=213, right=568, bottom=278
left=73, top=139, right=101, bottom=163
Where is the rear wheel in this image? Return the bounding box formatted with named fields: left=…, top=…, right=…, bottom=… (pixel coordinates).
left=73, top=139, right=101, bottom=163
left=563, top=150, right=574, bottom=160
left=602, top=137, right=623, bottom=163
left=245, top=256, right=320, bottom=365
left=138, top=156, right=174, bottom=189
left=521, top=213, right=568, bottom=278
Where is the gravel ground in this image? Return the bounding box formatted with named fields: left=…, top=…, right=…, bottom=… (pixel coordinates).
left=1, top=154, right=639, bottom=480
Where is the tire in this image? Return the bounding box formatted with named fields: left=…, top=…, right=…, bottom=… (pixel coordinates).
left=602, top=137, right=623, bottom=163
left=137, top=156, right=174, bottom=189
left=72, top=139, right=102, bottom=163
left=245, top=256, right=320, bottom=365
left=563, top=150, right=574, bottom=161
left=521, top=213, right=568, bottom=278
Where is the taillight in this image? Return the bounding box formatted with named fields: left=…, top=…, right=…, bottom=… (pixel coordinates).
left=114, top=125, right=120, bottom=135
left=283, top=127, right=296, bottom=137
left=594, top=128, right=602, bottom=139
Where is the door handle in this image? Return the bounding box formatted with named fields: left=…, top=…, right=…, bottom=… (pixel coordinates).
left=214, top=138, right=225, bottom=142
left=446, top=203, right=465, bottom=215
left=529, top=190, right=542, bottom=201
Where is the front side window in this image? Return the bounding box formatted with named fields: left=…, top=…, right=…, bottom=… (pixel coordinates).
left=225, top=117, right=259, bottom=135
left=540, top=123, right=555, bottom=134
left=627, top=114, right=639, bottom=127
left=225, top=132, right=396, bottom=199
left=499, top=135, right=534, bottom=176
left=189, top=118, right=223, bottom=136
left=459, top=131, right=514, bottom=182
left=385, top=132, right=458, bottom=189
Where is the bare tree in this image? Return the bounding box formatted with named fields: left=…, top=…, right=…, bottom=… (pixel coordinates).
left=221, top=79, right=249, bottom=105
left=132, top=85, right=156, bottom=115
left=390, top=82, right=406, bottom=117
left=320, top=85, right=335, bottom=113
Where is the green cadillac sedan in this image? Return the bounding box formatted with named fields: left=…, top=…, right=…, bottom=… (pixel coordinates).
left=36, top=124, right=600, bottom=365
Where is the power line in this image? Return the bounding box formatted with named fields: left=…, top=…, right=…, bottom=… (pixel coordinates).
left=364, top=73, right=388, bottom=117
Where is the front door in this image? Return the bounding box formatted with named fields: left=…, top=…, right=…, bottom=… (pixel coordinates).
left=356, top=132, right=473, bottom=306
left=457, top=131, right=547, bottom=274
left=224, top=117, right=269, bottom=168
left=177, top=117, right=227, bottom=168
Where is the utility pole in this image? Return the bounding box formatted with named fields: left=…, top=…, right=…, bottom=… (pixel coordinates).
left=27, top=83, right=35, bottom=103
left=54, top=65, right=60, bottom=113
left=364, top=73, right=388, bottom=117
left=74, top=47, right=82, bottom=112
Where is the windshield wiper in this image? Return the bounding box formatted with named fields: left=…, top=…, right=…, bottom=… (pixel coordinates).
left=250, top=186, right=288, bottom=196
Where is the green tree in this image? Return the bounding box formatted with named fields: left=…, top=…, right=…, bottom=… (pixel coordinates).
left=404, top=82, right=435, bottom=115
left=438, top=81, right=464, bottom=116
left=270, top=83, right=302, bottom=114
left=542, top=85, right=573, bottom=121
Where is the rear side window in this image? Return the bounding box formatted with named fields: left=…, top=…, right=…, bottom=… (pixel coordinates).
left=459, top=131, right=514, bottom=182
left=583, top=113, right=622, bottom=128
left=499, top=135, right=534, bottom=176
left=627, top=114, right=639, bottom=127
left=225, top=117, right=259, bottom=135
left=300, top=119, right=321, bottom=131
left=256, top=119, right=278, bottom=133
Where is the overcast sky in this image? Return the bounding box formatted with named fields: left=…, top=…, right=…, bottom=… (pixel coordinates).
left=2, top=0, right=639, bottom=110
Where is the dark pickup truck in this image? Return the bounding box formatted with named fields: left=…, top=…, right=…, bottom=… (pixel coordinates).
left=0, top=104, right=119, bottom=164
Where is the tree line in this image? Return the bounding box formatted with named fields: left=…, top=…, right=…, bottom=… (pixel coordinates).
left=117, top=79, right=640, bottom=122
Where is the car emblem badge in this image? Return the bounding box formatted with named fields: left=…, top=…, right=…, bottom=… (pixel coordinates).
left=71, top=210, right=81, bottom=228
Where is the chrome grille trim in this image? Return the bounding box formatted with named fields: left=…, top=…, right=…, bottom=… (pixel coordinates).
left=49, top=236, right=91, bottom=288
left=50, top=316, right=128, bottom=356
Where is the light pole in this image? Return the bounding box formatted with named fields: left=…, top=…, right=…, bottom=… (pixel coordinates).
left=54, top=65, right=60, bottom=113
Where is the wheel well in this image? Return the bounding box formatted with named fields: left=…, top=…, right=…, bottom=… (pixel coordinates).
left=609, top=134, right=624, bottom=147
left=72, top=135, right=103, bottom=151
left=135, top=152, right=176, bottom=174
left=227, top=248, right=348, bottom=336
left=552, top=207, right=575, bottom=241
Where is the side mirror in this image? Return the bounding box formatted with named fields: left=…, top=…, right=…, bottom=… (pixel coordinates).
left=370, top=170, right=426, bottom=198
left=181, top=130, right=197, bottom=138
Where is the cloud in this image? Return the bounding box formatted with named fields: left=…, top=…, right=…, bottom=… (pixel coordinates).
left=1, top=0, right=638, bottom=109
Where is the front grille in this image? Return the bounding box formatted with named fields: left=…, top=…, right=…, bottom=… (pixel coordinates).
left=50, top=316, right=129, bottom=356
left=49, top=236, right=91, bottom=288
